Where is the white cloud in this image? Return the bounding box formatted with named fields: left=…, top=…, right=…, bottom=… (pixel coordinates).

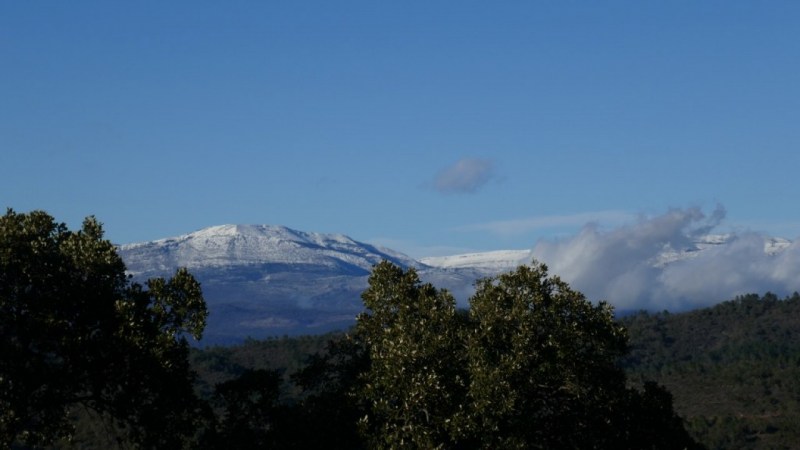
left=432, top=158, right=495, bottom=194
left=530, top=206, right=800, bottom=312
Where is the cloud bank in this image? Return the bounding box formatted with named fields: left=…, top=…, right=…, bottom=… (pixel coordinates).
left=531, top=206, right=800, bottom=312
left=432, top=158, right=495, bottom=194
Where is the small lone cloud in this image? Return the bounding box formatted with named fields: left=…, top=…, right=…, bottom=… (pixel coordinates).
left=431, top=158, right=495, bottom=194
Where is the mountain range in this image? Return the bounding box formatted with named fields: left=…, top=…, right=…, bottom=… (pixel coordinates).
left=118, top=224, right=792, bottom=344
left=119, top=225, right=490, bottom=344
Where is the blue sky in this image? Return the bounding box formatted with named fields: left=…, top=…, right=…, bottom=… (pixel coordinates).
left=3, top=1, right=800, bottom=258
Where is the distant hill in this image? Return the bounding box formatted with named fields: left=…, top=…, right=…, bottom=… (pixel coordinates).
left=118, top=225, right=490, bottom=344
left=620, top=292, right=800, bottom=449
left=189, top=292, right=800, bottom=450
left=119, top=224, right=794, bottom=344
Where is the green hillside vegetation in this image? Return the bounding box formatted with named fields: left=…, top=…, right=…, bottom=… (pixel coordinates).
left=1, top=210, right=209, bottom=449
left=190, top=292, right=800, bottom=449
left=190, top=334, right=334, bottom=399
left=620, top=292, right=800, bottom=449
left=8, top=210, right=799, bottom=449
left=185, top=262, right=701, bottom=449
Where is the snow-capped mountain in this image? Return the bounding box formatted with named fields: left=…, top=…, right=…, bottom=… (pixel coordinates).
left=420, top=249, right=532, bottom=271
left=119, top=224, right=794, bottom=344
left=119, top=225, right=482, bottom=344
left=420, top=235, right=793, bottom=271
left=120, top=224, right=418, bottom=277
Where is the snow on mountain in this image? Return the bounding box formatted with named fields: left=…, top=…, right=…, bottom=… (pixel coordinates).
left=118, top=224, right=445, bottom=344
left=119, top=224, right=794, bottom=344
left=422, top=235, right=794, bottom=272
left=643, top=234, right=793, bottom=268
left=120, top=224, right=417, bottom=277
left=765, top=237, right=792, bottom=255
left=421, top=250, right=532, bottom=271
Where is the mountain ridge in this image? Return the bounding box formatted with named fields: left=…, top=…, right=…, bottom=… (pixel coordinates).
left=118, top=224, right=794, bottom=344
left=118, top=224, right=483, bottom=344
left=120, top=223, right=420, bottom=277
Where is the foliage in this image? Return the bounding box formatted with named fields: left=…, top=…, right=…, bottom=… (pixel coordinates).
left=460, top=264, right=630, bottom=448
left=356, top=262, right=466, bottom=449
left=621, top=292, right=800, bottom=449
left=190, top=331, right=368, bottom=449
left=190, top=332, right=337, bottom=400
left=288, top=333, right=368, bottom=449
left=187, top=285, right=800, bottom=449
left=353, top=261, right=700, bottom=449
left=188, top=288, right=800, bottom=450
left=9, top=206, right=749, bottom=450
left=202, top=369, right=285, bottom=450
left=0, top=209, right=208, bottom=448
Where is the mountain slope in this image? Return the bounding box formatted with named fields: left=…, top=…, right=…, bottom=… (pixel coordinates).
left=118, top=225, right=480, bottom=344
left=119, top=224, right=794, bottom=344
left=120, top=224, right=418, bottom=277
left=620, top=293, right=800, bottom=449
left=420, top=249, right=532, bottom=270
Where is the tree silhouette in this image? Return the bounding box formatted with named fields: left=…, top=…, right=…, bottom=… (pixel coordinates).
left=0, top=209, right=208, bottom=448
left=353, top=261, right=702, bottom=449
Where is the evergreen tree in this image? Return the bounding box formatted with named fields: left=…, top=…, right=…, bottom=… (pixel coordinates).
left=460, top=263, right=630, bottom=448
left=204, top=369, right=284, bottom=450
left=0, top=209, right=208, bottom=448
left=356, top=261, right=466, bottom=449
left=354, top=261, right=701, bottom=449
left=289, top=333, right=368, bottom=449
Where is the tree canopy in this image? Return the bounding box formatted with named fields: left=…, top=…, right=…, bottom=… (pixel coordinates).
left=354, top=261, right=701, bottom=449
left=188, top=287, right=800, bottom=449
left=0, top=209, right=702, bottom=448
left=356, top=261, right=465, bottom=449
left=0, top=209, right=208, bottom=448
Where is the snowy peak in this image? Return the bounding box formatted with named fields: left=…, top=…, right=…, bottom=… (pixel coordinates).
left=117, top=224, right=433, bottom=342
left=650, top=234, right=793, bottom=267
left=421, top=250, right=532, bottom=270
left=139, top=224, right=358, bottom=248
left=765, top=237, right=792, bottom=255
left=195, top=224, right=361, bottom=248
left=421, top=234, right=794, bottom=271
left=117, top=223, right=797, bottom=344
left=119, top=224, right=417, bottom=277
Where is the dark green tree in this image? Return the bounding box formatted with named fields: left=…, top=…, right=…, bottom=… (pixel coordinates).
left=205, top=369, right=284, bottom=450
left=356, top=261, right=466, bottom=449
left=288, top=333, right=369, bottom=449
left=461, top=263, right=629, bottom=448
left=462, top=263, right=699, bottom=449
left=354, top=261, right=701, bottom=449
left=0, top=209, right=208, bottom=448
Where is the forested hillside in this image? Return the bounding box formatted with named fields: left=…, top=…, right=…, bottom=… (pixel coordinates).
left=192, top=292, right=800, bottom=449
left=1, top=210, right=790, bottom=449
left=620, top=292, right=800, bottom=449
left=188, top=262, right=700, bottom=449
